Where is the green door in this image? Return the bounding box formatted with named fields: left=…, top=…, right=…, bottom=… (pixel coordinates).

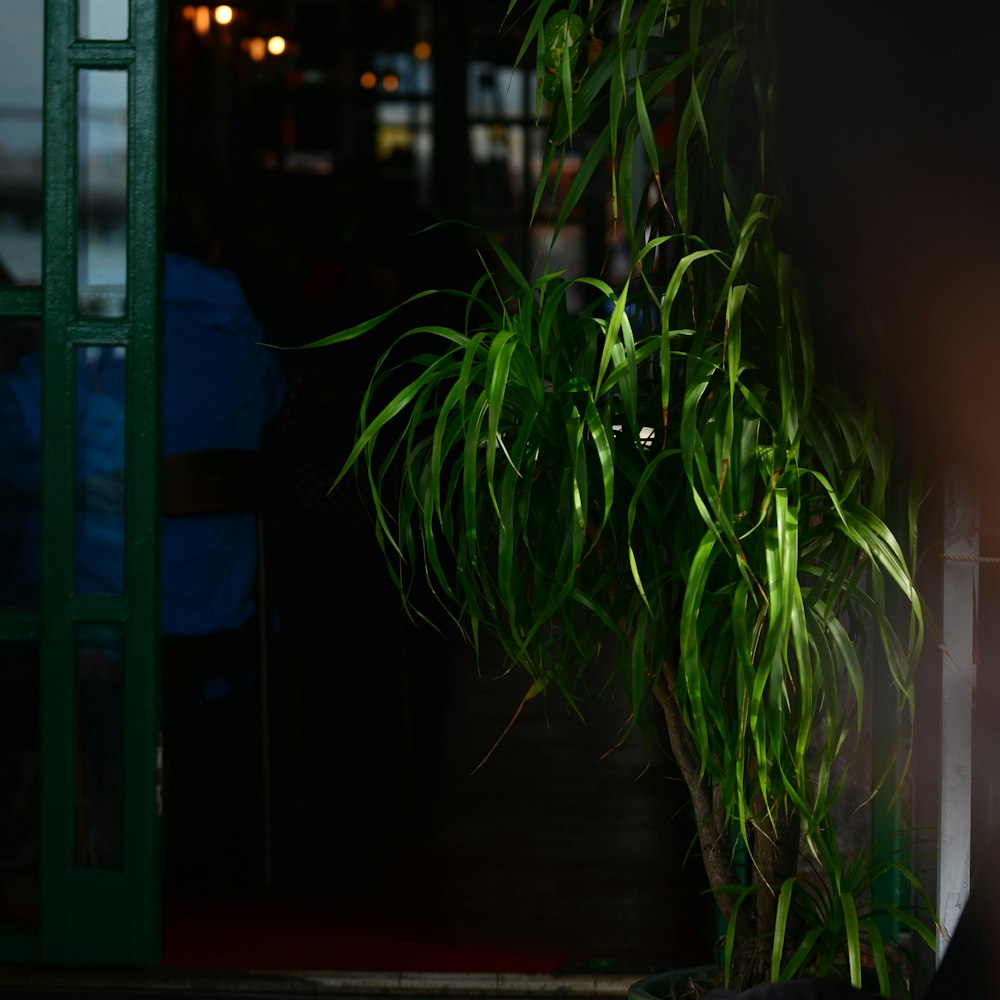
left=0, top=0, right=162, bottom=964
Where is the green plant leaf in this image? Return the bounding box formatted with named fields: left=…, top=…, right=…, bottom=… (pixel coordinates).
left=313, top=2, right=931, bottom=989
left=860, top=918, right=890, bottom=997
left=771, top=876, right=796, bottom=980
left=841, top=891, right=862, bottom=988
left=551, top=123, right=612, bottom=240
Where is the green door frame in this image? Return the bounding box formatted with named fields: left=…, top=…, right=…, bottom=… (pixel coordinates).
left=0, top=0, right=163, bottom=965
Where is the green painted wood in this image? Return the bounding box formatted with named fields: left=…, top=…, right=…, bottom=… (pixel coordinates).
left=0, top=612, right=42, bottom=644
left=69, top=41, right=137, bottom=65
left=0, top=289, right=43, bottom=318
left=0, top=929, right=39, bottom=963
left=66, top=595, right=130, bottom=623
left=31, top=0, right=162, bottom=966
left=38, top=0, right=79, bottom=964
left=67, top=320, right=134, bottom=345
left=119, top=0, right=165, bottom=965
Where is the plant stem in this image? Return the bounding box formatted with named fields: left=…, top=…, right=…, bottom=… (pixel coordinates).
left=652, top=666, right=750, bottom=942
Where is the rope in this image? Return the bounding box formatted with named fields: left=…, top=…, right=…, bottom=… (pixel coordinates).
left=942, top=553, right=1000, bottom=564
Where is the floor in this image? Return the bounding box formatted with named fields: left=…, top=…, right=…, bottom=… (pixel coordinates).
left=2, top=621, right=715, bottom=982
left=156, top=632, right=714, bottom=977
left=0, top=968, right=647, bottom=1000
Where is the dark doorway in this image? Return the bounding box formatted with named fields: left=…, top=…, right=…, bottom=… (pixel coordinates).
left=160, top=0, right=713, bottom=975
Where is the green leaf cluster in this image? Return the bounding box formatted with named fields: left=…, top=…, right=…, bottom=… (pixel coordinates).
left=313, top=0, right=931, bottom=992
left=766, top=830, right=937, bottom=993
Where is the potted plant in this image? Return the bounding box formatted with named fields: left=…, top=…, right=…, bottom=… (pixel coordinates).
left=310, top=0, right=933, bottom=992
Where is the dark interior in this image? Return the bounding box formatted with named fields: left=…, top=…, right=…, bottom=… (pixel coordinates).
left=5, top=0, right=1000, bottom=977
left=158, top=0, right=713, bottom=973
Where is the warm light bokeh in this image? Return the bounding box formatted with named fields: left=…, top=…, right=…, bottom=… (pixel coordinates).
left=247, top=36, right=266, bottom=61
left=267, top=35, right=287, bottom=56
left=359, top=70, right=378, bottom=90
left=382, top=73, right=400, bottom=93
left=413, top=40, right=431, bottom=61
left=213, top=5, right=233, bottom=25
left=194, top=5, right=211, bottom=35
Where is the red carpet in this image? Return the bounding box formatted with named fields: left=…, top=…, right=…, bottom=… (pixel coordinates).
left=161, top=896, right=564, bottom=974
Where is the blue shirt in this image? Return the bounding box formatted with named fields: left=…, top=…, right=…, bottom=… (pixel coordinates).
left=0, top=254, right=285, bottom=635
left=161, top=253, right=285, bottom=635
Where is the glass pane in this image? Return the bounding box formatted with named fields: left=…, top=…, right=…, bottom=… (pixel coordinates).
left=0, top=641, right=39, bottom=927
left=530, top=130, right=583, bottom=221
left=0, top=1, right=43, bottom=286
left=374, top=103, right=433, bottom=210
left=74, top=626, right=123, bottom=870
left=78, top=70, right=128, bottom=318
left=469, top=124, right=526, bottom=213
left=79, top=0, right=129, bottom=40
left=467, top=62, right=529, bottom=119
left=373, top=51, right=432, bottom=96
left=75, top=345, right=126, bottom=595
left=0, top=330, right=42, bottom=609
left=532, top=222, right=586, bottom=310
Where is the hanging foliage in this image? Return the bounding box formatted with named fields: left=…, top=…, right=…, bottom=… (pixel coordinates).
left=311, top=0, right=933, bottom=991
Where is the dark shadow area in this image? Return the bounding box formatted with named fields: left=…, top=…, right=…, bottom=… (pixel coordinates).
left=777, top=5, right=1000, bottom=995
left=777, top=0, right=1000, bottom=491
left=157, top=0, right=714, bottom=975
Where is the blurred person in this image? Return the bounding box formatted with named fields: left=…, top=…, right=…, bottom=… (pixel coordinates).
left=159, top=179, right=285, bottom=892
left=0, top=187, right=285, bottom=615
left=0, top=181, right=285, bottom=889
left=160, top=183, right=285, bottom=637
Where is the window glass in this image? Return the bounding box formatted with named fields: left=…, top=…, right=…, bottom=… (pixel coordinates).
left=0, top=327, right=42, bottom=609
left=74, top=626, right=124, bottom=871
left=469, top=123, right=527, bottom=214
left=75, top=345, right=126, bottom=596
left=0, top=1, right=43, bottom=286
left=78, top=70, right=128, bottom=318
left=467, top=62, right=530, bottom=119
left=79, top=0, right=129, bottom=41
left=373, top=51, right=432, bottom=97
left=0, top=641, right=39, bottom=925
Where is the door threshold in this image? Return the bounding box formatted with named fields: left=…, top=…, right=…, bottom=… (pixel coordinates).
left=0, top=967, right=641, bottom=997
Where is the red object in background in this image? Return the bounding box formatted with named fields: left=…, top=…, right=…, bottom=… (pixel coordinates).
left=161, top=896, right=563, bottom=974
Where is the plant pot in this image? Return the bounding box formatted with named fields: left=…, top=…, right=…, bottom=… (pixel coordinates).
left=629, top=967, right=720, bottom=1000
left=630, top=969, right=886, bottom=999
